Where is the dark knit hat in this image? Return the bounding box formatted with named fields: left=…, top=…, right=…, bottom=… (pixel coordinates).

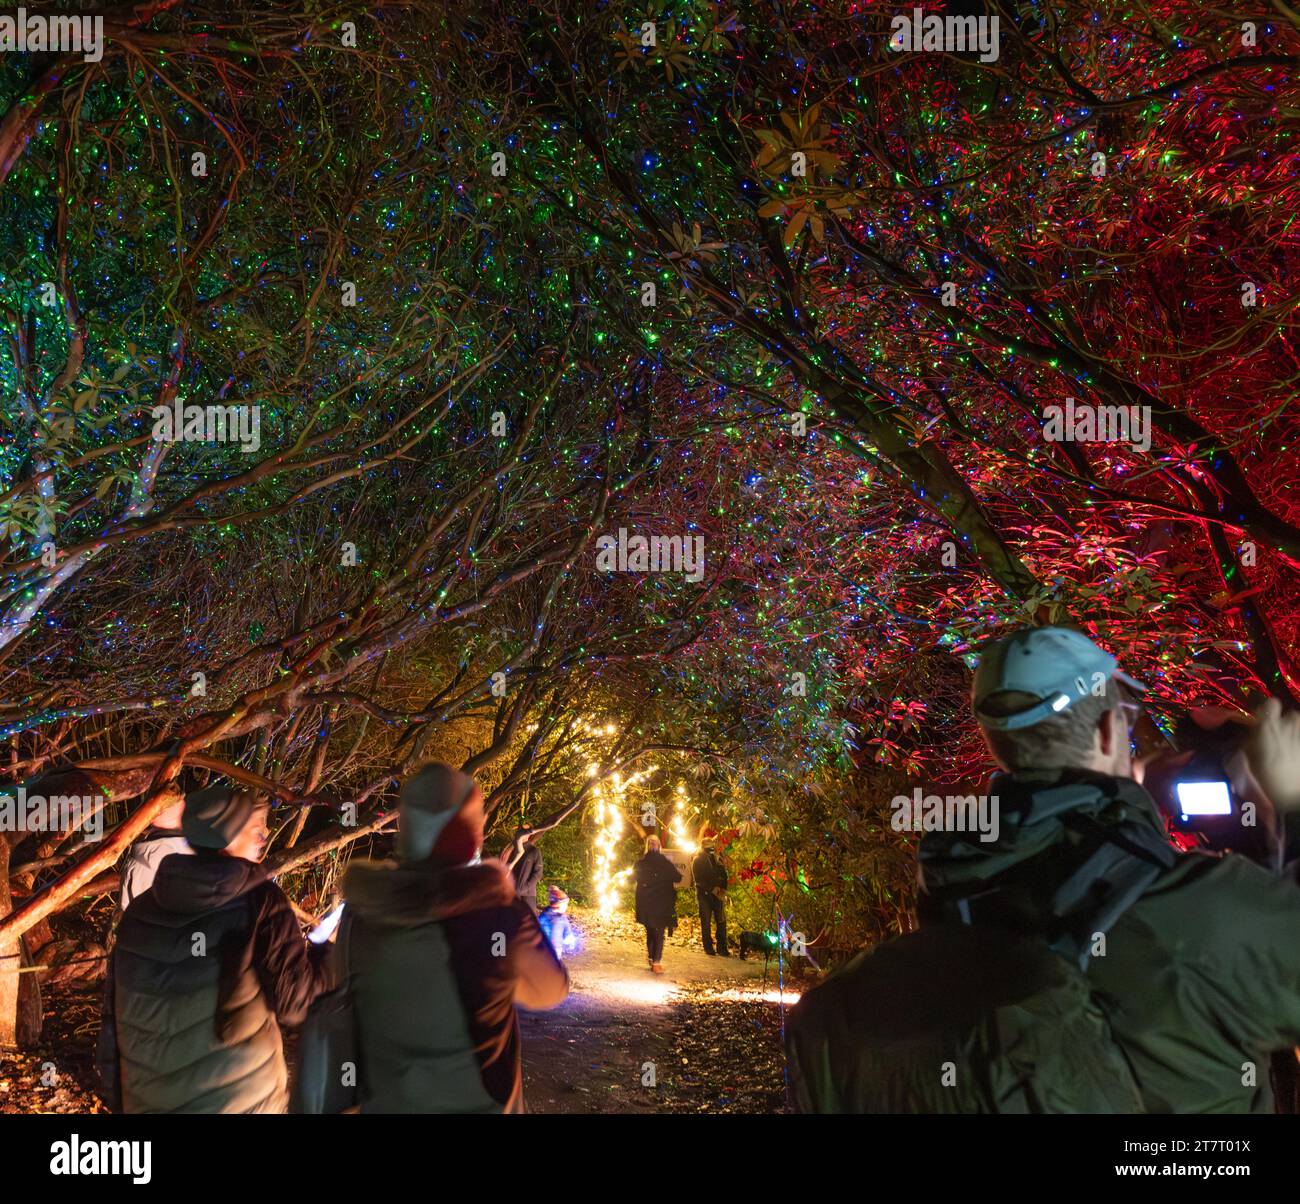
left=396, top=763, right=479, bottom=862
left=182, top=784, right=256, bottom=850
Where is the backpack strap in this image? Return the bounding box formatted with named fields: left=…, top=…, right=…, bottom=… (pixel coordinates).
left=938, top=809, right=1177, bottom=972
left=1048, top=811, right=1176, bottom=970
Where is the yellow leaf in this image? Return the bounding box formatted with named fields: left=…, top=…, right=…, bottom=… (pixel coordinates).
left=783, top=208, right=808, bottom=247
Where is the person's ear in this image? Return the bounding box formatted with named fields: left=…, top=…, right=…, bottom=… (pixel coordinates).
left=1097, top=707, right=1118, bottom=756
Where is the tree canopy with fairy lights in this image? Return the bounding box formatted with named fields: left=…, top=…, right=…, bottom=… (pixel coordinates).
left=1, top=1, right=1298, bottom=1044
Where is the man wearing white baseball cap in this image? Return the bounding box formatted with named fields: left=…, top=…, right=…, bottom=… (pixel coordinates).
left=973, top=624, right=1147, bottom=730
left=790, top=624, right=1300, bottom=1115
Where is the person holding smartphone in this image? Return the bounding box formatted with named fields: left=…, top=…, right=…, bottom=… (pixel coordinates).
left=790, top=625, right=1300, bottom=1114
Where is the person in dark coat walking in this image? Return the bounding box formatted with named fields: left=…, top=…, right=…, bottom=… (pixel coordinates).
left=634, top=835, right=682, bottom=973
left=692, top=840, right=730, bottom=956
left=343, top=764, right=569, bottom=1113
left=97, top=785, right=331, bottom=1113
left=510, top=825, right=543, bottom=914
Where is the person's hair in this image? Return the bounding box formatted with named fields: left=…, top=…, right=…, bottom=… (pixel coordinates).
left=644, top=834, right=661, bottom=853
left=978, top=689, right=1120, bottom=771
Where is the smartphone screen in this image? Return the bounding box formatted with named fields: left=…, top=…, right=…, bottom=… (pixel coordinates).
left=1175, top=779, right=1233, bottom=818
left=307, top=902, right=345, bottom=944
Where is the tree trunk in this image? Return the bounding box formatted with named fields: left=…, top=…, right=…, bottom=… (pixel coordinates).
left=16, top=934, right=42, bottom=1047
left=0, top=835, right=19, bottom=1048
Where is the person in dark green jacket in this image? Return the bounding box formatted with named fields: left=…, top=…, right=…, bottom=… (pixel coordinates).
left=788, top=625, right=1300, bottom=1114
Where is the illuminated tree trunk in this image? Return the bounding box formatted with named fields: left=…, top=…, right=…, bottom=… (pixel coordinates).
left=0, top=835, right=39, bottom=1049
left=0, top=835, right=17, bottom=1048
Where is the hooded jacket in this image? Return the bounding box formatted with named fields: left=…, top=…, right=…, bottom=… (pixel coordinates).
left=790, top=769, right=1300, bottom=1113
left=118, top=829, right=192, bottom=914
left=342, top=857, right=568, bottom=1114
left=97, top=850, right=330, bottom=1113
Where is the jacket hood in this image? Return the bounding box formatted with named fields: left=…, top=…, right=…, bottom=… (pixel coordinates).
left=149, top=849, right=266, bottom=916
left=918, top=769, right=1169, bottom=897
left=343, top=857, right=515, bottom=927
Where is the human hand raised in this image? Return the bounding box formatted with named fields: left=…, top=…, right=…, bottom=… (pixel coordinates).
left=1244, top=698, right=1300, bottom=811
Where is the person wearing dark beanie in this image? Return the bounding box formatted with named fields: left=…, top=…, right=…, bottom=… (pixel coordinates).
left=97, top=783, right=331, bottom=1113
left=338, top=761, right=569, bottom=1113
left=180, top=782, right=257, bottom=850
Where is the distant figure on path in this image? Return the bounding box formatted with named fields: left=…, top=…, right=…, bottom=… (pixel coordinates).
left=634, top=835, right=682, bottom=974
left=539, top=884, right=572, bottom=958
left=692, top=839, right=730, bottom=956
left=510, top=825, right=543, bottom=914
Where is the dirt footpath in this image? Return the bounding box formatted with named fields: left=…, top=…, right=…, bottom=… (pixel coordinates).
left=520, top=908, right=795, bottom=1114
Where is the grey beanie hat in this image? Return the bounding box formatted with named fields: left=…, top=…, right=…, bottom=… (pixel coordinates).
left=182, top=784, right=256, bottom=850
left=396, top=763, right=478, bottom=862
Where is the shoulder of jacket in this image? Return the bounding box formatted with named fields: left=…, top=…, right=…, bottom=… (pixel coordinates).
left=1125, top=850, right=1300, bottom=951
left=1195, top=850, right=1300, bottom=905
left=249, top=875, right=293, bottom=917
left=1154, top=847, right=1276, bottom=894
left=446, top=897, right=532, bottom=939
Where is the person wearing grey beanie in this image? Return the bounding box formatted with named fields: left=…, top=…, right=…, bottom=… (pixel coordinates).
left=335, top=762, right=569, bottom=1113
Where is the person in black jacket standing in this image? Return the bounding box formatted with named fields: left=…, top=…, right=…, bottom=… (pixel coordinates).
left=692, top=839, right=730, bottom=956
left=634, top=835, right=682, bottom=973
